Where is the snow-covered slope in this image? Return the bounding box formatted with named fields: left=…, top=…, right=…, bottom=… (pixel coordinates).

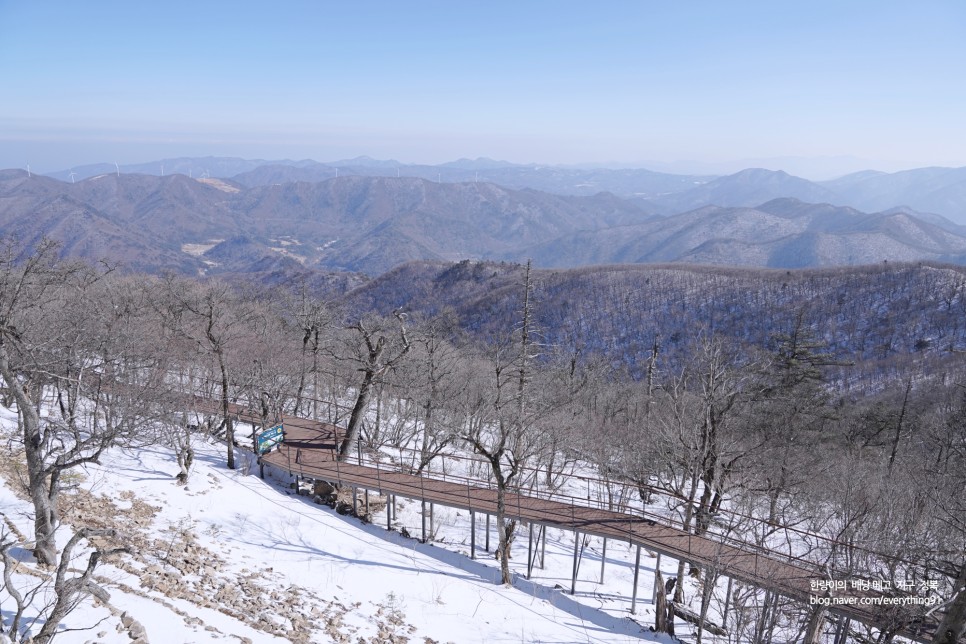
left=0, top=416, right=670, bottom=643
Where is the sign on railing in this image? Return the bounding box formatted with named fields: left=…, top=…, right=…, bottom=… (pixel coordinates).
left=256, top=424, right=284, bottom=454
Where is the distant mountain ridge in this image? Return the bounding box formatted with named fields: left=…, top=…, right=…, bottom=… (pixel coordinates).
left=3, top=167, right=966, bottom=282
left=522, top=198, right=966, bottom=269
left=43, top=156, right=966, bottom=224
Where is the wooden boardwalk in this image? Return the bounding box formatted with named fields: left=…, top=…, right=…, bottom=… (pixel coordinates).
left=223, top=404, right=938, bottom=643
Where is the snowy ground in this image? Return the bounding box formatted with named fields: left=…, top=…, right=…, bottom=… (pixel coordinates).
left=0, top=413, right=681, bottom=643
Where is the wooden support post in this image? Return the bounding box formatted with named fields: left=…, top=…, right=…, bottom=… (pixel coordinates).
left=630, top=544, right=641, bottom=615
left=722, top=576, right=733, bottom=629
left=470, top=511, right=476, bottom=560
left=352, top=486, right=358, bottom=515
left=571, top=531, right=580, bottom=596
left=600, top=537, right=607, bottom=583
left=485, top=514, right=490, bottom=552
left=364, top=489, right=369, bottom=515
left=652, top=552, right=662, bottom=604
left=421, top=500, right=427, bottom=542
left=527, top=522, right=534, bottom=579
left=429, top=503, right=434, bottom=542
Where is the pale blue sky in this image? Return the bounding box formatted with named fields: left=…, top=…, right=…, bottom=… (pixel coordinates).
left=1, top=1, right=964, bottom=173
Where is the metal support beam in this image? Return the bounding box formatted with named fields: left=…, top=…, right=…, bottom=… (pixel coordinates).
left=527, top=522, right=534, bottom=579
left=722, top=576, right=733, bottom=629
left=540, top=525, right=546, bottom=569
left=833, top=615, right=845, bottom=644
left=429, top=503, right=434, bottom=542
left=421, top=500, right=427, bottom=542
left=600, top=537, right=607, bottom=583
left=571, top=532, right=581, bottom=595
left=630, top=545, right=641, bottom=615
left=470, top=511, right=476, bottom=560
left=485, top=514, right=490, bottom=552
left=834, top=617, right=851, bottom=644
left=352, top=486, right=358, bottom=515
left=386, top=494, right=392, bottom=530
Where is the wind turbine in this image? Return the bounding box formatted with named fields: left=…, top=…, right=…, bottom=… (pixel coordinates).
left=26, top=162, right=30, bottom=178
left=68, top=170, right=77, bottom=184
left=115, top=161, right=120, bottom=177
left=161, top=164, right=164, bottom=177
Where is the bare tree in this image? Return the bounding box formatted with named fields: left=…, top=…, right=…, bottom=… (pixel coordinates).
left=399, top=312, right=466, bottom=474
left=0, top=240, right=156, bottom=565
left=336, top=312, right=411, bottom=462
left=924, top=383, right=966, bottom=643
left=460, top=261, right=554, bottom=585
left=233, top=297, right=304, bottom=445
left=2, top=521, right=128, bottom=644
left=159, top=276, right=257, bottom=470
left=281, top=283, right=336, bottom=418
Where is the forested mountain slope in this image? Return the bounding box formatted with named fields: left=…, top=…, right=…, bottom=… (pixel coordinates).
left=342, top=260, right=966, bottom=384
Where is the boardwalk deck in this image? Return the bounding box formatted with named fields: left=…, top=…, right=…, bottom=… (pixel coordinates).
left=221, top=403, right=938, bottom=642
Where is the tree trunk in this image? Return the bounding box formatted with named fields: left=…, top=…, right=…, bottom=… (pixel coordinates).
left=0, top=349, right=58, bottom=565
left=803, top=605, right=827, bottom=644
left=655, top=569, right=668, bottom=633
left=697, top=570, right=714, bottom=644
left=495, top=480, right=514, bottom=584
left=34, top=528, right=126, bottom=644
left=416, top=398, right=435, bottom=475
left=338, top=370, right=375, bottom=461
left=932, top=564, right=966, bottom=644
left=176, top=444, right=194, bottom=485
left=26, top=441, right=58, bottom=566
left=218, top=356, right=235, bottom=470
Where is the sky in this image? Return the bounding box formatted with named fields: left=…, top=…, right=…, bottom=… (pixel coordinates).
left=1, top=1, right=965, bottom=175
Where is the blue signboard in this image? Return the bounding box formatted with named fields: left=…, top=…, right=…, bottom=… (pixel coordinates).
left=256, top=424, right=284, bottom=454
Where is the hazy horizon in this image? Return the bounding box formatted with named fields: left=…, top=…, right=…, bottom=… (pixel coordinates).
left=3, top=151, right=954, bottom=183
left=2, top=2, right=964, bottom=177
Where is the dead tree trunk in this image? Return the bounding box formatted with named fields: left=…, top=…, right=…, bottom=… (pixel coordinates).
left=933, top=563, right=966, bottom=644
